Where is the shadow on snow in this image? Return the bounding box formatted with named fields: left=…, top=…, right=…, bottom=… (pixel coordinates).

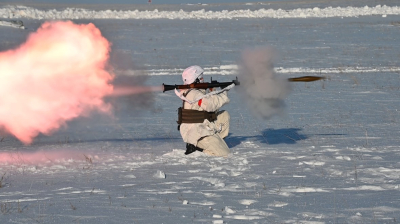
left=226, top=128, right=346, bottom=148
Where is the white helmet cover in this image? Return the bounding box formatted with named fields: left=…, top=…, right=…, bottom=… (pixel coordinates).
left=182, top=65, right=204, bottom=85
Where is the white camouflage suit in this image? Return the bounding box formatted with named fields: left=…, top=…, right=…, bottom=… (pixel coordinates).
left=179, top=89, right=231, bottom=157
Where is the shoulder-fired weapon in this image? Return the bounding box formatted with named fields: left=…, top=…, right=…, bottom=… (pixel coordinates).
left=162, top=76, right=324, bottom=92
left=162, top=77, right=240, bottom=92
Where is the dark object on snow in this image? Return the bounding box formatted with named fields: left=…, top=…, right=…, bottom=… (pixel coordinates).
left=185, top=143, right=203, bottom=155
left=163, top=77, right=240, bottom=92
left=288, top=76, right=325, bottom=82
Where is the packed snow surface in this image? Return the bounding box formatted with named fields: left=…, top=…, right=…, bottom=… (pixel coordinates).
left=1, top=0, right=400, bottom=223
left=1, top=4, right=400, bottom=19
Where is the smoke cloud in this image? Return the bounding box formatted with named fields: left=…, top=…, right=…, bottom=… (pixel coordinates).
left=0, top=21, right=113, bottom=144
left=106, top=51, right=161, bottom=114
left=237, top=47, right=292, bottom=119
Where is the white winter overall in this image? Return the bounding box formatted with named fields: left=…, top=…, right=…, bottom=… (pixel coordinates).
left=179, top=89, right=230, bottom=157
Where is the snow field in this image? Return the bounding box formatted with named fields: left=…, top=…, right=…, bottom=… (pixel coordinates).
left=1, top=130, right=399, bottom=223
left=0, top=2, right=400, bottom=223
left=1, top=71, right=400, bottom=223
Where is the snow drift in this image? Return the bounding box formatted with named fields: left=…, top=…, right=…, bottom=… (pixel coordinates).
left=0, top=5, right=399, bottom=20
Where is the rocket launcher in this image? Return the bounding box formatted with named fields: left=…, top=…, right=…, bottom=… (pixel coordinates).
left=162, top=76, right=324, bottom=92
left=162, top=77, right=240, bottom=92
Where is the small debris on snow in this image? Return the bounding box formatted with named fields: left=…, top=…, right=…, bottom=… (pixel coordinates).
left=230, top=171, right=242, bottom=176
left=239, top=199, right=257, bottom=205
left=269, top=201, right=288, bottom=207
left=303, top=161, right=325, bottom=166
left=335, top=156, right=351, bottom=161
left=224, top=206, right=236, bottom=214
left=240, top=159, right=248, bottom=165
left=293, top=175, right=306, bottom=178
left=224, top=215, right=263, bottom=220
left=182, top=200, right=188, bottom=204
left=190, top=200, right=215, bottom=206
left=153, top=170, right=166, bottom=179
left=214, top=182, right=225, bottom=188
left=50, top=165, right=66, bottom=170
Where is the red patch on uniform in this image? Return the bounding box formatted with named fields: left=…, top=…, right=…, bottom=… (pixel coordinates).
left=198, top=99, right=202, bottom=106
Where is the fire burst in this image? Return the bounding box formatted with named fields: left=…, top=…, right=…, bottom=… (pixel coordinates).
left=0, top=21, right=114, bottom=144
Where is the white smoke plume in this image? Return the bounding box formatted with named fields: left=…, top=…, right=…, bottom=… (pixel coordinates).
left=237, top=47, right=292, bottom=119
left=106, top=50, right=160, bottom=114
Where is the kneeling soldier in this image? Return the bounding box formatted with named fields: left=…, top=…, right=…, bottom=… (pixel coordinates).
left=176, top=65, right=231, bottom=157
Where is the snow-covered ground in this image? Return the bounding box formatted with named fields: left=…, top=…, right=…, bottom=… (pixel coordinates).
left=1, top=1, right=400, bottom=223
left=1, top=4, right=400, bottom=19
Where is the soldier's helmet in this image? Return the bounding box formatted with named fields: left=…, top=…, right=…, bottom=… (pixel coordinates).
left=182, top=65, right=204, bottom=85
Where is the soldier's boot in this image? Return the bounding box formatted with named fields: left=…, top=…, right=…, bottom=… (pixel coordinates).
left=185, top=143, right=204, bottom=155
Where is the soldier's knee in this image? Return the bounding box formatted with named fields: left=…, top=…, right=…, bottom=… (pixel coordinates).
left=223, top=110, right=230, bottom=120
left=218, top=110, right=230, bottom=122
left=198, top=135, right=230, bottom=157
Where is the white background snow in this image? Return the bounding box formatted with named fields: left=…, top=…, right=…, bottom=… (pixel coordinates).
left=1, top=0, right=400, bottom=223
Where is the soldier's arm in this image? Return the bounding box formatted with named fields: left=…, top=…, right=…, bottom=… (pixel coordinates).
left=199, top=91, right=230, bottom=112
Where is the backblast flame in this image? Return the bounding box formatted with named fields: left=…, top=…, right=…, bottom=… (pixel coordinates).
left=0, top=21, right=114, bottom=144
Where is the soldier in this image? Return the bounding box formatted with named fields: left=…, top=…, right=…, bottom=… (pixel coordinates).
left=176, top=65, right=231, bottom=157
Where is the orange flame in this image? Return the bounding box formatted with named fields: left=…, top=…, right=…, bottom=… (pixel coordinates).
left=0, top=21, right=114, bottom=144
